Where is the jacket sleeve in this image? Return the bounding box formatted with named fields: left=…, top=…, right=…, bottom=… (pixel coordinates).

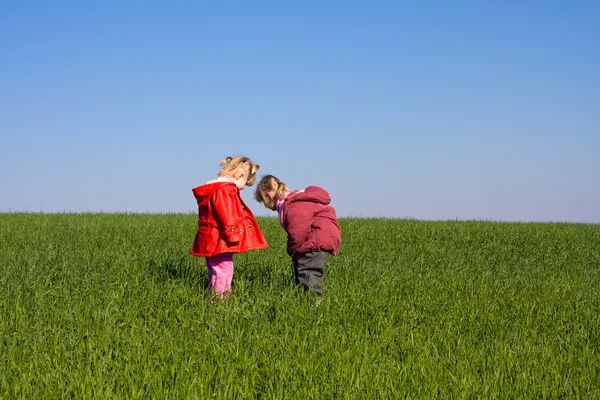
left=284, top=205, right=314, bottom=256
left=211, top=188, right=242, bottom=243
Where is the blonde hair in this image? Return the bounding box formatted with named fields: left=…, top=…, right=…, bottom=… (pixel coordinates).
left=218, top=156, right=260, bottom=186
left=254, top=175, right=289, bottom=210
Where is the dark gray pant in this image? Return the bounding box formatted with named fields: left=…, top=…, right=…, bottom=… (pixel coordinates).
left=292, top=251, right=329, bottom=295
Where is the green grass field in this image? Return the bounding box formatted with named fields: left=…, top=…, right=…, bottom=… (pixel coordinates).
left=1, top=213, right=599, bottom=398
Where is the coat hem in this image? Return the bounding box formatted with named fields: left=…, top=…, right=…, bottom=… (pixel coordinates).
left=190, top=244, right=268, bottom=258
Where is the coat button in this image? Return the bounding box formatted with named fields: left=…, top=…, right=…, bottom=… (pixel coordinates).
left=248, top=223, right=252, bottom=228
left=240, top=229, right=244, bottom=233
left=230, top=227, right=235, bottom=232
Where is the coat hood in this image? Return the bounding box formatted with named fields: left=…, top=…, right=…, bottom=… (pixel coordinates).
left=287, top=186, right=331, bottom=206
left=192, top=181, right=236, bottom=202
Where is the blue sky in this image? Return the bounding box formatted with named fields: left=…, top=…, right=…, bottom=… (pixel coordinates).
left=1, top=1, right=599, bottom=222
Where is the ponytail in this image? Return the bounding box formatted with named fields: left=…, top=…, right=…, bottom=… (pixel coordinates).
left=220, top=156, right=233, bottom=167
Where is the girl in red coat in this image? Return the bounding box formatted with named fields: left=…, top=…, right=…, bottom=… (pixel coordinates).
left=254, top=175, right=341, bottom=295
left=191, top=156, right=268, bottom=299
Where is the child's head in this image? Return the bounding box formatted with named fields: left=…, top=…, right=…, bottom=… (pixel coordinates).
left=254, top=175, right=289, bottom=210
left=219, top=156, right=259, bottom=189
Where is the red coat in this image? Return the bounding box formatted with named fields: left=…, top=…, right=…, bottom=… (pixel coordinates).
left=190, top=181, right=268, bottom=257
left=281, top=186, right=341, bottom=258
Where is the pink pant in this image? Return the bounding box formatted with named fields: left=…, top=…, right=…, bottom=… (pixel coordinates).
left=205, top=253, right=234, bottom=296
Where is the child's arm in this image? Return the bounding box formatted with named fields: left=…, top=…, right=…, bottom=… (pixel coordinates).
left=283, top=208, right=313, bottom=256
left=211, top=189, right=242, bottom=243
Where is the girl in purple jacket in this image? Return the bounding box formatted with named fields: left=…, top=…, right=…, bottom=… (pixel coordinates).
left=255, top=175, right=341, bottom=295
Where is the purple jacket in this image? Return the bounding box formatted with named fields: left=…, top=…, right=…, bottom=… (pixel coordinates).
left=280, top=186, right=341, bottom=257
